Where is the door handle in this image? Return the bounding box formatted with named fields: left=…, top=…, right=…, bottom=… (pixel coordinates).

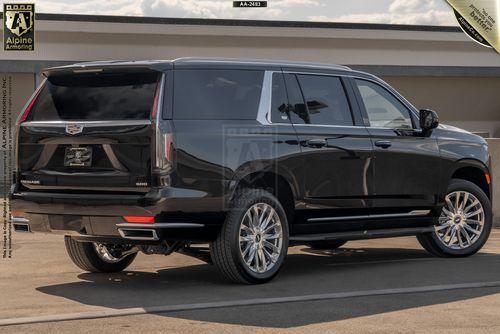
left=374, top=140, right=392, bottom=149
left=306, top=139, right=327, bottom=148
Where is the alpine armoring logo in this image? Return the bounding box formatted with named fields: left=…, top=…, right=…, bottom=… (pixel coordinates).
left=3, top=3, right=35, bottom=51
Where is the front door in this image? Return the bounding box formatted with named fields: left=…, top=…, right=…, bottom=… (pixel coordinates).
left=352, top=78, right=441, bottom=211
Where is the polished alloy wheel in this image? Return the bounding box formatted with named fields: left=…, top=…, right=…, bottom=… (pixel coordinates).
left=435, top=191, right=485, bottom=250
left=239, top=203, right=283, bottom=273
left=93, top=243, right=136, bottom=263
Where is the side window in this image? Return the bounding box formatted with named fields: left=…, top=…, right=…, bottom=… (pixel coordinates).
left=296, top=74, right=353, bottom=126
left=355, top=79, right=413, bottom=129
left=271, top=73, right=290, bottom=123
left=283, top=74, right=308, bottom=124
left=173, top=70, right=263, bottom=120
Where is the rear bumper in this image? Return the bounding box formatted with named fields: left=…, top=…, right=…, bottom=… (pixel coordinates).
left=13, top=212, right=219, bottom=243
left=10, top=187, right=225, bottom=242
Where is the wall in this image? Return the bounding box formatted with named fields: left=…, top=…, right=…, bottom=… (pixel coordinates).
left=383, top=76, right=500, bottom=137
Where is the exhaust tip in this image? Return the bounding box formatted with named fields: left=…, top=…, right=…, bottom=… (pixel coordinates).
left=118, top=228, right=158, bottom=241
left=13, top=223, right=30, bottom=233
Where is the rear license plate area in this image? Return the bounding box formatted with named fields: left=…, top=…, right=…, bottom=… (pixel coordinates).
left=64, top=146, right=93, bottom=167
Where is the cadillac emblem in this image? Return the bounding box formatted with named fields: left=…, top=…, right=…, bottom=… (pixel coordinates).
left=65, top=124, right=84, bottom=135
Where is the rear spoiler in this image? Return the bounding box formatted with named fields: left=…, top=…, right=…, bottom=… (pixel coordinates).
left=42, top=62, right=172, bottom=78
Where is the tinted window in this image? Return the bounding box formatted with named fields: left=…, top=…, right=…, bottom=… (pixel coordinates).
left=29, top=72, right=159, bottom=121
left=271, top=73, right=290, bottom=123
left=174, top=70, right=263, bottom=119
left=355, top=79, right=413, bottom=129
left=283, top=74, right=308, bottom=124
left=297, top=75, right=353, bottom=126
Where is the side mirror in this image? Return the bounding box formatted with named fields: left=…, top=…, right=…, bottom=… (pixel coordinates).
left=419, top=109, right=439, bottom=132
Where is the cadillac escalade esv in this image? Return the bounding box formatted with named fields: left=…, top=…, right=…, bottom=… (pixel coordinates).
left=11, top=58, right=492, bottom=284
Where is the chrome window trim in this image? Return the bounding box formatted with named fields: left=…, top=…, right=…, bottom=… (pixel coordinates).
left=257, top=69, right=419, bottom=131
left=256, top=70, right=274, bottom=125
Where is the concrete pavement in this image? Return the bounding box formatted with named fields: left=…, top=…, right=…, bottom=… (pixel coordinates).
left=2, top=231, right=500, bottom=333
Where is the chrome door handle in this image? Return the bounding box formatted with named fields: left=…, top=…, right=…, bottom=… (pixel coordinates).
left=374, top=140, right=392, bottom=149
left=306, top=139, right=327, bottom=148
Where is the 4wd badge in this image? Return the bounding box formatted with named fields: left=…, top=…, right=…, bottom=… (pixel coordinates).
left=3, top=3, right=35, bottom=51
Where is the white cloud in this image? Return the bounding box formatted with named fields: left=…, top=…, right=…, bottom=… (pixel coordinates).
left=22, top=0, right=457, bottom=25
left=310, top=0, right=456, bottom=26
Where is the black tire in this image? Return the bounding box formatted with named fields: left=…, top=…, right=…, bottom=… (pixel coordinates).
left=417, top=179, right=492, bottom=257
left=307, top=240, right=347, bottom=250
left=210, top=189, right=289, bottom=284
left=64, top=236, right=137, bottom=273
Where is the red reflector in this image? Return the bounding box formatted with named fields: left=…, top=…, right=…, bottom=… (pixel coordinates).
left=123, top=216, right=155, bottom=224
left=11, top=211, right=25, bottom=218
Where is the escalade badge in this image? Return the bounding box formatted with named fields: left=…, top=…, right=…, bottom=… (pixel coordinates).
left=65, top=123, right=84, bottom=135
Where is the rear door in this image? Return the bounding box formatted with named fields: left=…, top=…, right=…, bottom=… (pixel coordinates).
left=284, top=72, right=374, bottom=221
left=352, top=78, right=441, bottom=210
left=16, top=69, right=162, bottom=193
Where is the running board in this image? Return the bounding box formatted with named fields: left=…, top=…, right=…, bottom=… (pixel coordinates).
left=290, top=227, right=435, bottom=242
left=306, top=210, right=431, bottom=223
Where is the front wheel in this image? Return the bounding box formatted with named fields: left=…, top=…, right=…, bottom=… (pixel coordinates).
left=64, top=236, right=138, bottom=273
left=417, top=179, right=492, bottom=257
left=211, top=189, right=289, bottom=284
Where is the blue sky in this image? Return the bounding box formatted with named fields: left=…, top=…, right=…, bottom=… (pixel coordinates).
left=5, top=0, right=457, bottom=25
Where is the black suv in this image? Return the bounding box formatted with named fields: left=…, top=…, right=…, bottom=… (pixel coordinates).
left=11, top=58, right=492, bottom=284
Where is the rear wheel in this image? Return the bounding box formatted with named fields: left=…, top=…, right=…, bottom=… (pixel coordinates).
left=417, top=179, right=492, bottom=257
left=211, top=189, right=289, bottom=284
left=307, top=240, right=347, bottom=250
left=64, top=236, right=138, bottom=273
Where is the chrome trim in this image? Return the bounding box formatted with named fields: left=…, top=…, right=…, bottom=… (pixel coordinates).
left=307, top=210, right=431, bottom=222
left=115, top=223, right=205, bottom=228
left=256, top=71, right=273, bottom=125
left=12, top=217, right=29, bottom=223
left=118, top=228, right=159, bottom=241
left=21, top=120, right=152, bottom=127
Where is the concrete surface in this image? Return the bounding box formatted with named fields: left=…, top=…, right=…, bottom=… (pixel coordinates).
left=2, top=231, right=500, bottom=333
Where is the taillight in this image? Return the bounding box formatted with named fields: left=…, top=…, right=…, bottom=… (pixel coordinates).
left=123, top=216, right=155, bottom=224
left=150, top=81, right=160, bottom=119
left=18, top=84, right=43, bottom=125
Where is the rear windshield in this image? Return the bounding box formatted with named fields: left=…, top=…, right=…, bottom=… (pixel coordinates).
left=28, top=71, right=159, bottom=121
left=173, top=70, right=264, bottom=120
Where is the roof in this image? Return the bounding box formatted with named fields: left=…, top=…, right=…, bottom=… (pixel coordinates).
left=43, top=57, right=355, bottom=75
left=0, top=13, right=461, bottom=33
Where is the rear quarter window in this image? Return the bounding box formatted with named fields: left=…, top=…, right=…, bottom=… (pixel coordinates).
left=173, top=70, right=264, bottom=120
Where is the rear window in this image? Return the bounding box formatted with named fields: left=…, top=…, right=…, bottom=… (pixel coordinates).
left=28, top=72, right=159, bottom=121
left=173, top=70, right=264, bottom=120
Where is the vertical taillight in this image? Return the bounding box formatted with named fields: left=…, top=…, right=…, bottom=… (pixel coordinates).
left=17, top=84, right=43, bottom=125
left=150, top=81, right=160, bottom=120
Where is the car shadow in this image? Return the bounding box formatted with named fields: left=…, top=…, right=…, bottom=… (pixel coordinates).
left=36, top=247, right=500, bottom=328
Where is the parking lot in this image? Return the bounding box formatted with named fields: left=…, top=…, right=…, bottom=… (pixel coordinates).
left=2, top=231, right=500, bottom=333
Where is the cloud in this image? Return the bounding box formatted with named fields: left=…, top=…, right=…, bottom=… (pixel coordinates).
left=310, top=0, right=455, bottom=26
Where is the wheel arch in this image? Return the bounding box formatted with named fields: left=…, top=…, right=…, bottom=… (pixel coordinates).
left=448, top=159, right=491, bottom=199
left=230, top=170, right=298, bottom=225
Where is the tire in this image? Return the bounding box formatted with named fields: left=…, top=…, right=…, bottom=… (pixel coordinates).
left=210, top=189, right=289, bottom=284
left=417, top=179, right=492, bottom=257
left=307, top=240, right=347, bottom=250
left=64, top=236, right=137, bottom=273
